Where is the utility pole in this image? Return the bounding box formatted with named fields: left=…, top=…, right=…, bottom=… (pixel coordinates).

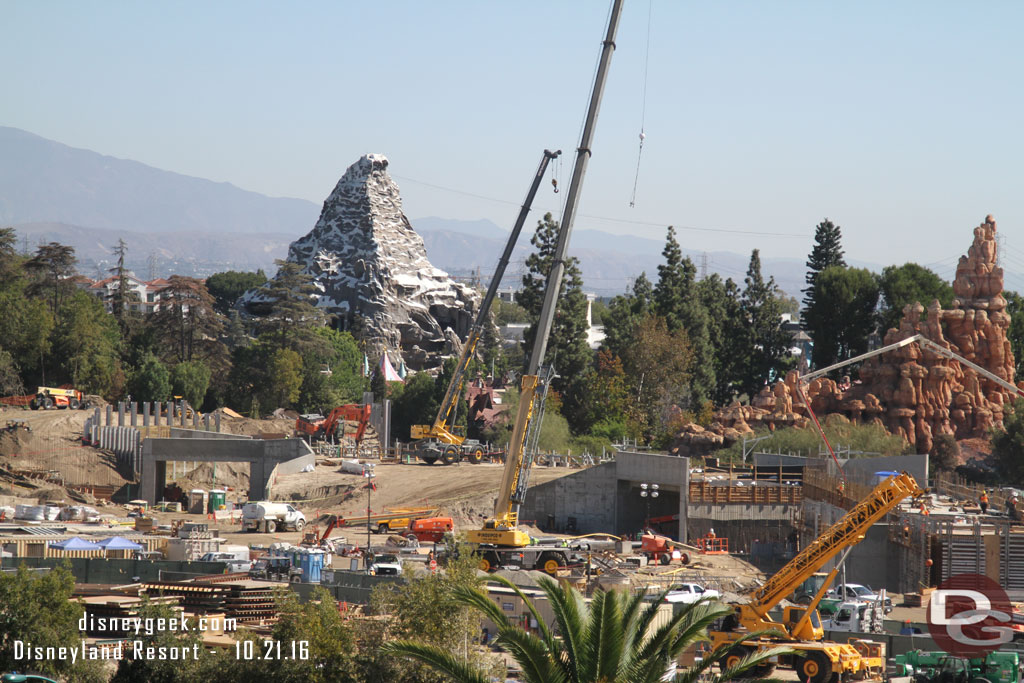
left=527, top=0, right=624, bottom=375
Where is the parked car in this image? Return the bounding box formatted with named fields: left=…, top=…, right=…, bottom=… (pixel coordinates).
left=826, top=583, right=893, bottom=613
left=663, top=583, right=721, bottom=604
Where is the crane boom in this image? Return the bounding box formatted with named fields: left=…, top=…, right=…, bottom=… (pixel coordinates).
left=467, top=0, right=624, bottom=547
left=801, top=333, right=1023, bottom=399
left=410, top=150, right=561, bottom=457
left=747, top=472, right=924, bottom=620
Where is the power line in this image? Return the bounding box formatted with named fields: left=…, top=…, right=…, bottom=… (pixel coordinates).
left=394, top=173, right=810, bottom=238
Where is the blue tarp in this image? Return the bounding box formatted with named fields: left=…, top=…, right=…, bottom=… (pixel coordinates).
left=96, top=536, right=143, bottom=550
left=49, top=537, right=102, bottom=550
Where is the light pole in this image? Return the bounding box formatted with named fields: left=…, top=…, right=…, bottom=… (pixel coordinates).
left=364, top=470, right=376, bottom=552
left=640, top=482, right=658, bottom=529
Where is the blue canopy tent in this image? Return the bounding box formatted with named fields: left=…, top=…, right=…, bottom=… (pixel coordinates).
left=96, top=537, right=144, bottom=551
left=49, top=537, right=102, bottom=551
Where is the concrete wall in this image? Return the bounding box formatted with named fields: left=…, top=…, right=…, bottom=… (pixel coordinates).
left=754, top=452, right=929, bottom=486
left=520, top=452, right=690, bottom=541
left=169, top=428, right=249, bottom=440
left=141, top=437, right=314, bottom=503
left=520, top=461, right=617, bottom=533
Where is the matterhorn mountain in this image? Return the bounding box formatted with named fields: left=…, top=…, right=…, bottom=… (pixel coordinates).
left=241, top=154, right=479, bottom=369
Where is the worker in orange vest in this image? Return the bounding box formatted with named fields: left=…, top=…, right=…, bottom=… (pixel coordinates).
left=980, top=491, right=989, bottom=514
left=919, top=502, right=929, bottom=516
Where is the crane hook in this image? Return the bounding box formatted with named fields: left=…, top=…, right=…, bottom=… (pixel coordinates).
left=551, top=178, right=559, bottom=194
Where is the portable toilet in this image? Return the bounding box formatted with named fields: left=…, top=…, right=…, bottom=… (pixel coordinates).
left=208, top=490, right=226, bottom=512
left=188, top=489, right=208, bottom=514
left=303, top=549, right=326, bottom=583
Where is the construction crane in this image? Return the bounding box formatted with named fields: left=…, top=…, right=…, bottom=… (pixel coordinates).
left=710, top=472, right=926, bottom=683
left=801, top=333, right=1024, bottom=399
left=466, top=0, right=623, bottom=567
left=295, top=404, right=371, bottom=445
left=410, top=149, right=562, bottom=466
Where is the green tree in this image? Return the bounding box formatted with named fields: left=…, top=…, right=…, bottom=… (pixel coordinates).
left=620, top=315, right=695, bottom=444
left=602, top=273, right=653, bottom=361
left=652, top=226, right=714, bottom=405
left=206, top=268, right=268, bottom=315
left=254, top=260, right=327, bottom=351
left=149, top=276, right=227, bottom=366
left=111, top=596, right=209, bottom=683
left=931, top=433, right=960, bottom=473
left=392, top=371, right=439, bottom=440
left=0, top=564, right=106, bottom=682
left=298, top=328, right=366, bottom=412
left=518, top=212, right=593, bottom=431
left=267, top=587, right=359, bottom=683
left=54, top=290, right=123, bottom=397
left=171, top=360, right=211, bottom=408
left=25, top=241, right=77, bottom=314
left=802, top=218, right=846, bottom=310
left=1002, top=291, right=1024, bottom=379
left=579, top=349, right=631, bottom=440
left=108, top=237, right=140, bottom=335
left=698, top=273, right=745, bottom=405
left=129, top=353, right=172, bottom=402
left=267, top=348, right=303, bottom=408
left=740, top=249, right=793, bottom=397
left=372, top=543, right=495, bottom=683
left=493, top=297, right=529, bottom=325
left=992, top=401, right=1024, bottom=485
left=0, top=226, right=21, bottom=285
left=0, top=349, right=24, bottom=396
left=877, top=263, right=954, bottom=334
left=0, top=291, right=54, bottom=385
left=384, top=575, right=787, bottom=683
left=803, top=266, right=880, bottom=370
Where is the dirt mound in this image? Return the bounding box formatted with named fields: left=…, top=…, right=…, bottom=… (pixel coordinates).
left=171, top=461, right=251, bottom=493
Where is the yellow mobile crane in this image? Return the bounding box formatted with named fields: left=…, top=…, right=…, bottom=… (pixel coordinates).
left=466, top=0, right=624, bottom=574
left=410, top=149, right=561, bottom=465
left=711, top=472, right=925, bottom=683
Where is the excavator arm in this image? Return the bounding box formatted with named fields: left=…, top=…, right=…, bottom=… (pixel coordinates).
left=321, top=404, right=371, bottom=444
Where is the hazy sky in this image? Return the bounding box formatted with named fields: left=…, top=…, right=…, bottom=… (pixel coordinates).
left=3, top=1, right=1024, bottom=289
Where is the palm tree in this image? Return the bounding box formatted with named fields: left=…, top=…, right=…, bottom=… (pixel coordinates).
left=382, top=574, right=789, bottom=683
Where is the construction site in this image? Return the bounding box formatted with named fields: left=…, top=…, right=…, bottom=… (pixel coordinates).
left=4, top=5, right=1024, bottom=682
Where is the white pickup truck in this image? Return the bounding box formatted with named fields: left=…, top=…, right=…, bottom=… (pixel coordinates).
left=663, top=583, right=721, bottom=604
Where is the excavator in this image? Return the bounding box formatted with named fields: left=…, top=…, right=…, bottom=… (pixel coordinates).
left=295, top=404, right=371, bottom=444
left=465, top=0, right=623, bottom=574
left=711, top=472, right=926, bottom=683
left=410, top=149, right=561, bottom=465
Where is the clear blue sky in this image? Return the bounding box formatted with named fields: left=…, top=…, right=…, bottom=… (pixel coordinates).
left=3, top=1, right=1024, bottom=288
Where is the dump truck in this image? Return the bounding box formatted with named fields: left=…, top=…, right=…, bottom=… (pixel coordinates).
left=30, top=387, right=85, bottom=410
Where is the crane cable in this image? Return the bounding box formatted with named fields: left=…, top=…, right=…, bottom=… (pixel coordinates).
left=795, top=382, right=846, bottom=487
left=629, top=0, right=653, bottom=208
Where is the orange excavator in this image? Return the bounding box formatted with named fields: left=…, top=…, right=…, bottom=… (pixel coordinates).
left=295, top=404, right=371, bottom=444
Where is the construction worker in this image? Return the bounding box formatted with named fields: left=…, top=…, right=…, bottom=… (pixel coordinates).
left=919, top=502, right=929, bottom=516
left=979, top=491, right=989, bottom=514
left=1009, top=495, right=1021, bottom=522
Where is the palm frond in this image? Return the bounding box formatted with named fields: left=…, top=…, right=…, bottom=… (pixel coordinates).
left=483, top=574, right=558, bottom=650
left=535, top=576, right=587, bottom=682
left=380, top=640, right=492, bottom=683
left=496, top=625, right=568, bottom=683
left=450, top=584, right=514, bottom=632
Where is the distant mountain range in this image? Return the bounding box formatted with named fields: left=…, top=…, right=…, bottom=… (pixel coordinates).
left=0, top=125, right=895, bottom=296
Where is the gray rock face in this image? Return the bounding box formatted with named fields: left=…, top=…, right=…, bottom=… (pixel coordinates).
left=244, top=154, right=478, bottom=368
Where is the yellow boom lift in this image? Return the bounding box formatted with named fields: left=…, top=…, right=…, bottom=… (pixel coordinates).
left=711, top=472, right=926, bottom=683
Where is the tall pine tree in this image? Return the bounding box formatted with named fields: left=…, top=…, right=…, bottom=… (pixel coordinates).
left=740, top=249, right=792, bottom=397
left=803, top=218, right=846, bottom=310
left=652, top=226, right=715, bottom=406
left=697, top=274, right=745, bottom=405
left=518, top=213, right=592, bottom=430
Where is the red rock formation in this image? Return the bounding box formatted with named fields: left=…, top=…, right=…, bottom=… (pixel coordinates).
left=672, top=215, right=1021, bottom=456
